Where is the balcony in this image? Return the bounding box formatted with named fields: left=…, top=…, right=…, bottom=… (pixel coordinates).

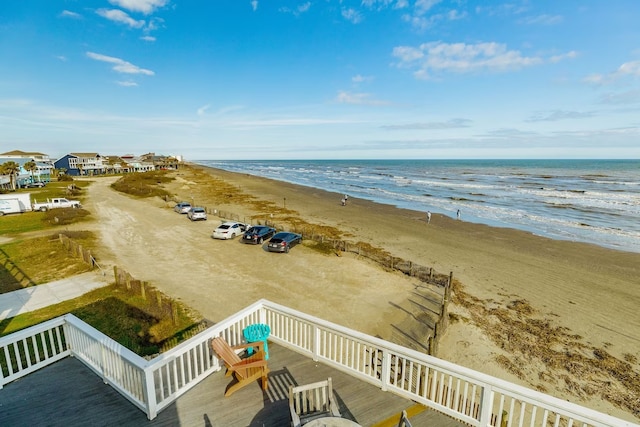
left=0, top=300, right=633, bottom=426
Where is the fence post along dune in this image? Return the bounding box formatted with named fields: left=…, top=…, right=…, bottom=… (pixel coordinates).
left=113, top=266, right=179, bottom=327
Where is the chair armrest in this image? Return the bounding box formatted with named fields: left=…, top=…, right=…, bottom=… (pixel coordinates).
left=228, top=359, right=268, bottom=372
left=329, top=395, right=341, bottom=417
left=232, top=341, right=265, bottom=351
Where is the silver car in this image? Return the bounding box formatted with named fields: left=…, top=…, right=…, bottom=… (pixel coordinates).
left=212, top=222, right=248, bottom=240
left=174, top=202, right=192, bottom=214
left=187, top=207, right=207, bottom=221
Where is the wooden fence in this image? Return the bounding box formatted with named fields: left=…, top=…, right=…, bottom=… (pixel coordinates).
left=113, top=266, right=179, bottom=326
left=58, top=234, right=99, bottom=269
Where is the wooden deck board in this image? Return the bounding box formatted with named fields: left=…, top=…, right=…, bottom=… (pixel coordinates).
left=0, top=343, right=466, bottom=426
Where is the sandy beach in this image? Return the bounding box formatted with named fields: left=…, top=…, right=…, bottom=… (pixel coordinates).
left=83, top=165, right=640, bottom=423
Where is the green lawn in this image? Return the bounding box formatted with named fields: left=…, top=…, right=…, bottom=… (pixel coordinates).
left=0, top=212, right=47, bottom=235
left=0, top=285, right=204, bottom=357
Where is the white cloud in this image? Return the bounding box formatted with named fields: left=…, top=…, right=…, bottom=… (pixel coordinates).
left=60, top=10, right=82, bottom=19
left=549, top=50, right=578, bottom=63
left=141, top=35, right=156, bottom=42
left=298, top=2, right=311, bottom=13
left=598, top=89, right=640, bottom=105
left=616, top=60, right=640, bottom=77
left=361, top=0, right=408, bottom=11
left=279, top=2, right=311, bottom=16
left=414, top=0, right=441, bottom=16
left=402, top=1, right=465, bottom=31
left=197, top=104, right=211, bottom=116
left=342, top=8, right=363, bottom=24
left=393, top=41, right=550, bottom=79
left=55, top=55, right=67, bottom=61
left=520, top=14, right=563, bottom=25
left=86, top=52, right=155, bottom=76
left=352, top=74, right=374, bottom=84
left=108, top=0, right=168, bottom=15
left=117, top=81, right=138, bottom=87
left=584, top=60, right=640, bottom=85
left=526, top=110, right=596, bottom=122
left=251, top=1, right=258, bottom=12
left=382, top=118, right=472, bottom=129
left=97, top=9, right=145, bottom=28
left=335, top=91, right=389, bottom=105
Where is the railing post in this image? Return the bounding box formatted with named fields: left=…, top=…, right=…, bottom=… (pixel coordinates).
left=312, top=325, right=320, bottom=362
left=478, top=385, right=494, bottom=427
left=143, top=367, right=158, bottom=420
left=381, top=350, right=391, bottom=391
left=258, top=305, right=267, bottom=325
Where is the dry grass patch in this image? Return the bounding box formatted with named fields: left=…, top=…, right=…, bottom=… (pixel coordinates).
left=0, top=232, right=95, bottom=293
left=451, top=279, right=640, bottom=417
left=111, top=170, right=173, bottom=199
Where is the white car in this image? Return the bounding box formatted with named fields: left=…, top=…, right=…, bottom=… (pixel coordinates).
left=212, top=221, right=248, bottom=240
left=187, top=207, right=207, bottom=221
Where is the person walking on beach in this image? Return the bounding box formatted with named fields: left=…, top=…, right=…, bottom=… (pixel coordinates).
left=426, top=211, right=431, bottom=224
left=456, top=209, right=461, bottom=220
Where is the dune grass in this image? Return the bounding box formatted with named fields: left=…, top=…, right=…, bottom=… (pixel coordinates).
left=110, top=170, right=173, bottom=198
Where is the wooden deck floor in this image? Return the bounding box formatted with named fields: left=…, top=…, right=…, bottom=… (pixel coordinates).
left=0, top=343, right=466, bottom=427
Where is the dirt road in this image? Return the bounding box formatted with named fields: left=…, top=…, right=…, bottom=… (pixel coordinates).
left=82, top=176, right=421, bottom=337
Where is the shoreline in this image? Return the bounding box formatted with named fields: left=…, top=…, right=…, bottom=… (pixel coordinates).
left=192, top=159, right=640, bottom=255
left=185, top=163, right=640, bottom=422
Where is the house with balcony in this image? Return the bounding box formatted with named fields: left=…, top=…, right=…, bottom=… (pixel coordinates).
left=0, top=150, right=54, bottom=185
left=0, top=300, right=633, bottom=427
left=140, top=152, right=181, bottom=170
left=54, top=152, right=106, bottom=176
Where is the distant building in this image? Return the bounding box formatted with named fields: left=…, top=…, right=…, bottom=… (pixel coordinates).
left=54, top=153, right=106, bottom=176
left=0, top=150, right=54, bottom=186
left=140, top=152, right=181, bottom=170
left=103, top=155, right=155, bottom=173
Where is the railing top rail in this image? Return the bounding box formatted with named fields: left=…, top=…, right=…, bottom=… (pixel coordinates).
left=145, top=299, right=264, bottom=367
left=3, top=302, right=635, bottom=426
left=257, top=300, right=636, bottom=427
left=63, top=314, right=148, bottom=368
left=0, top=316, right=66, bottom=345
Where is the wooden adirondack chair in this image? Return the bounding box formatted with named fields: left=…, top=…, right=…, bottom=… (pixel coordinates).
left=397, top=410, right=413, bottom=427
left=210, top=337, right=270, bottom=397
left=289, top=377, right=341, bottom=426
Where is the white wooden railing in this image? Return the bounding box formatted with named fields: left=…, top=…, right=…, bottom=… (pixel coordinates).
left=0, top=300, right=636, bottom=426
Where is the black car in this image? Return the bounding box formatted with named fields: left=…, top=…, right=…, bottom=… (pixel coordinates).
left=267, top=232, right=302, bottom=253
left=242, top=226, right=276, bottom=245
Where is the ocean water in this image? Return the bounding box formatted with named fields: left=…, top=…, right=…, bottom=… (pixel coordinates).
left=195, top=159, right=640, bottom=254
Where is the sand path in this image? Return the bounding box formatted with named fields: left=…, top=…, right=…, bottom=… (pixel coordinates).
left=82, top=176, right=422, bottom=339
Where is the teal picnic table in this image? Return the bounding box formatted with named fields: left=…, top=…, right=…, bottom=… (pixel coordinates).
left=243, top=323, right=271, bottom=360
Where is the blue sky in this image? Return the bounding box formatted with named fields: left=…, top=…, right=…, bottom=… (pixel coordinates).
left=1, top=1, right=640, bottom=160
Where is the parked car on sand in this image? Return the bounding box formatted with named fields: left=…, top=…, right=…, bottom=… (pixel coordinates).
left=187, top=207, right=207, bottom=221
left=174, top=202, right=191, bottom=214
left=267, top=232, right=302, bottom=253
left=242, top=226, right=276, bottom=245
left=212, top=221, right=248, bottom=240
